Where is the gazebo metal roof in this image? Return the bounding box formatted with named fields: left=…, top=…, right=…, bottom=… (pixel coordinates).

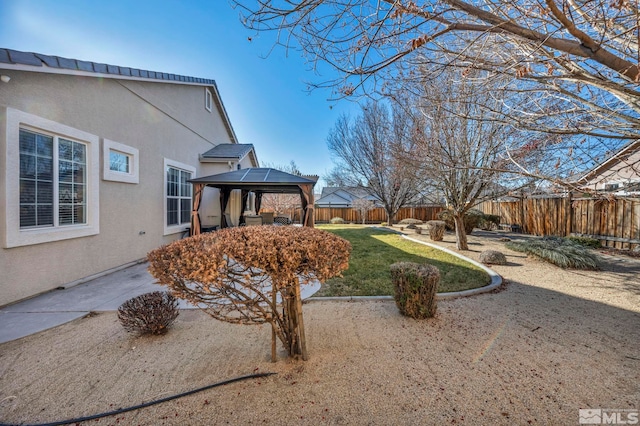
left=189, top=167, right=316, bottom=193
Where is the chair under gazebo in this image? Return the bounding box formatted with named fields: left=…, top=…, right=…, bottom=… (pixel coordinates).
left=188, top=168, right=316, bottom=236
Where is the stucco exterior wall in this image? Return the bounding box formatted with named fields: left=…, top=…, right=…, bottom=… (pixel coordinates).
left=0, top=70, right=239, bottom=306
left=582, top=148, right=640, bottom=191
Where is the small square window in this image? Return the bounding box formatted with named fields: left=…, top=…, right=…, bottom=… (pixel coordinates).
left=103, top=139, right=139, bottom=184
left=205, top=88, right=213, bottom=112
left=109, top=150, right=130, bottom=173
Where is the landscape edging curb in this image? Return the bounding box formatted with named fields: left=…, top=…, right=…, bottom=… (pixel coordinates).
left=307, top=233, right=502, bottom=302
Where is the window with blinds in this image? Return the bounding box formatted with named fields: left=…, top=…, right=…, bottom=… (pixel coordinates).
left=19, top=129, right=87, bottom=228
left=166, top=166, right=192, bottom=226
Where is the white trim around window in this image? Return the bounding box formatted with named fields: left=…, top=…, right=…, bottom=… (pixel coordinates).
left=4, top=108, right=100, bottom=248
left=103, top=139, right=139, bottom=183
left=163, top=158, right=196, bottom=236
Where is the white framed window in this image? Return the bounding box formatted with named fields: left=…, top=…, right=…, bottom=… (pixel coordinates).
left=103, top=139, right=139, bottom=183
left=205, top=88, right=213, bottom=112
left=163, top=158, right=195, bottom=235
left=4, top=108, right=100, bottom=248
left=604, top=183, right=620, bottom=191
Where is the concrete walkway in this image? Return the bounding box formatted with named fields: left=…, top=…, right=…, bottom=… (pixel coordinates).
left=0, top=261, right=321, bottom=344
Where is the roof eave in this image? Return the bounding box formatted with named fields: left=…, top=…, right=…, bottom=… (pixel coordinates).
left=0, top=61, right=216, bottom=87
left=576, top=139, right=640, bottom=183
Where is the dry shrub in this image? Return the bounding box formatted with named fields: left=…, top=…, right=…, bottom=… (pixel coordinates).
left=479, top=250, right=507, bottom=265
left=426, top=220, right=446, bottom=241
left=147, top=226, right=351, bottom=360
left=117, top=291, right=179, bottom=335
left=399, top=218, right=423, bottom=225
left=391, top=262, right=440, bottom=319
left=437, top=209, right=482, bottom=234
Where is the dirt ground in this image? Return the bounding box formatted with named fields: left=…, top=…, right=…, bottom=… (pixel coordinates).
left=1, top=230, right=639, bottom=425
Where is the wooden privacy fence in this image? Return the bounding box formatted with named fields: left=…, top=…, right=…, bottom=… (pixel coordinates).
left=283, top=206, right=445, bottom=224
left=477, top=197, right=640, bottom=249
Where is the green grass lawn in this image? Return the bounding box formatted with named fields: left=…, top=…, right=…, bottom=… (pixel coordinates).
left=315, top=225, right=490, bottom=297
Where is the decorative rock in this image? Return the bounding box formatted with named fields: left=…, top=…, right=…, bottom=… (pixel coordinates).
left=479, top=250, right=507, bottom=265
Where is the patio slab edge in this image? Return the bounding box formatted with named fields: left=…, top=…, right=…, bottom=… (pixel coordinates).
left=307, top=234, right=502, bottom=302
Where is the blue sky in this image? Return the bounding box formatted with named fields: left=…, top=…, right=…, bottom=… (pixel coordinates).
left=0, top=0, right=358, bottom=187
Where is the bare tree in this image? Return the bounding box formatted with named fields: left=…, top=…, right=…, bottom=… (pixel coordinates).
left=327, top=101, right=425, bottom=224
left=232, top=0, right=638, bottom=173
left=351, top=197, right=376, bottom=224
left=260, top=161, right=305, bottom=215
left=403, top=69, right=537, bottom=249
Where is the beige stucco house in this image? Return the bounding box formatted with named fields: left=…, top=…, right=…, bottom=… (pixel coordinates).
left=577, top=140, right=640, bottom=195
left=0, top=48, right=258, bottom=306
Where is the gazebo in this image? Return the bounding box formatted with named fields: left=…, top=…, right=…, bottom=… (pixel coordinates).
left=188, top=168, right=316, bottom=235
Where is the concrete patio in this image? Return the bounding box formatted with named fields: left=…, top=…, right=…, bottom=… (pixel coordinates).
left=0, top=261, right=321, bottom=344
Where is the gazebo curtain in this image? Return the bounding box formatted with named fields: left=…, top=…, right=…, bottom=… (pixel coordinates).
left=190, top=183, right=205, bottom=236
left=240, top=189, right=249, bottom=225
left=219, top=188, right=231, bottom=228
left=298, top=183, right=315, bottom=228
left=255, top=193, right=263, bottom=214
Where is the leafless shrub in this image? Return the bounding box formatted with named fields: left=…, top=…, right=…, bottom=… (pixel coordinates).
left=391, top=262, right=440, bottom=319
left=426, top=220, right=446, bottom=241
left=147, top=226, right=351, bottom=361
left=117, top=291, right=179, bottom=335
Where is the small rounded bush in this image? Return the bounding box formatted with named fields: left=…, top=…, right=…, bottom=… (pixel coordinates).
left=479, top=250, right=507, bottom=265
left=330, top=217, right=345, bottom=224
left=399, top=218, right=423, bottom=225
left=437, top=209, right=482, bottom=234
left=426, top=220, right=446, bottom=241
left=478, top=214, right=501, bottom=230
left=391, top=262, right=440, bottom=319
left=118, top=291, right=179, bottom=335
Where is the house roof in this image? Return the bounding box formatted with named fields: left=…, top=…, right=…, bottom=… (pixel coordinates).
left=200, top=144, right=255, bottom=161
left=0, top=48, right=239, bottom=143
left=319, top=186, right=376, bottom=201
left=189, top=168, right=316, bottom=193
left=0, top=48, right=216, bottom=85
left=577, top=139, right=640, bottom=183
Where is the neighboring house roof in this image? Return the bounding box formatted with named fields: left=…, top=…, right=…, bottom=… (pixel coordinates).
left=320, top=186, right=374, bottom=200
left=200, top=143, right=257, bottom=164
left=577, top=140, right=640, bottom=183
left=316, top=186, right=380, bottom=206
left=0, top=48, right=238, bottom=144
left=316, top=192, right=352, bottom=206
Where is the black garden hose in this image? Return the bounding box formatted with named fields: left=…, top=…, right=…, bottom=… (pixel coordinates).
left=1, top=372, right=276, bottom=426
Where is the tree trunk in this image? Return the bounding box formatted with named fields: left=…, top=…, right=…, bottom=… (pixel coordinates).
left=280, top=279, right=308, bottom=360
left=453, top=213, right=469, bottom=250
